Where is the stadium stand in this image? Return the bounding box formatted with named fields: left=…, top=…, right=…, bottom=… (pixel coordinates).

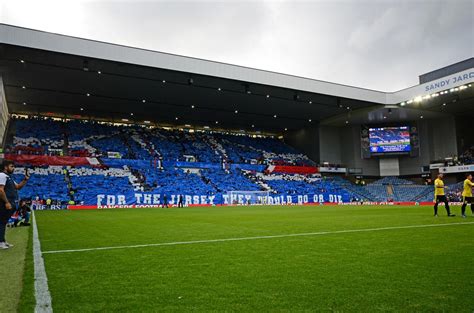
left=3, top=117, right=323, bottom=204
left=4, top=117, right=466, bottom=205
left=5, top=117, right=312, bottom=165
left=12, top=118, right=65, bottom=155
left=12, top=166, right=69, bottom=203
left=361, top=176, right=434, bottom=202
left=459, top=146, right=474, bottom=165
left=69, top=166, right=137, bottom=204
left=369, top=177, right=414, bottom=185
left=329, top=176, right=373, bottom=202
left=416, top=182, right=463, bottom=203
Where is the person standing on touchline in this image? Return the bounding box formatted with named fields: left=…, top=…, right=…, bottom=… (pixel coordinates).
left=0, top=160, right=30, bottom=249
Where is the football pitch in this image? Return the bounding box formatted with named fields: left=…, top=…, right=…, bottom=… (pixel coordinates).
left=18, top=205, right=474, bottom=312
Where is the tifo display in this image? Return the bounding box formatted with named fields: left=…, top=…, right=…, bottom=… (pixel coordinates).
left=4, top=117, right=353, bottom=207
left=0, top=117, right=469, bottom=208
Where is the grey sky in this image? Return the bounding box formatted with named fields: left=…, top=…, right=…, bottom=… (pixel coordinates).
left=2, top=0, right=473, bottom=91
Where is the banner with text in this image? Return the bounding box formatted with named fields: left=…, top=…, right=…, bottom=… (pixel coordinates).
left=92, top=192, right=348, bottom=207
left=439, top=164, right=474, bottom=174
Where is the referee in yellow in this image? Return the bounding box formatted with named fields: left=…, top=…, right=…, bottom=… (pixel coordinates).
left=461, top=173, right=474, bottom=218
left=434, top=173, right=455, bottom=217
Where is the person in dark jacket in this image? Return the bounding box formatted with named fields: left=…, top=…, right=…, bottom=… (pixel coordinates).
left=162, top=194, right=169, bottom=208
left=177, top=194, right=184, bottom=208
left=0, top=160, right=30, bottom=249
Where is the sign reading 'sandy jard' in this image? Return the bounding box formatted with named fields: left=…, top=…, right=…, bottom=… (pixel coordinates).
left=424, top=69, right=474, bottom=92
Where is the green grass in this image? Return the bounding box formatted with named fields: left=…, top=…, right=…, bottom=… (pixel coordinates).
left=0, top=225, right=30, bottom=313
left=27, top=205, right=474, bottom=312
left=18, top=227, right=35, bottom=313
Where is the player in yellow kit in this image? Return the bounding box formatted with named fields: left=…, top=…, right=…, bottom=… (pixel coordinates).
left=461, top=173, right=474, bottom=218
left=434, top=173, right=455, bottom=217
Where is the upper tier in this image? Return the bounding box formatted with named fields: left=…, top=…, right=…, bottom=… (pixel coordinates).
left=7, top=117, right=314, bottom=166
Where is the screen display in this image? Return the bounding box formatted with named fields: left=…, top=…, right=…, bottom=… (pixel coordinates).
left=369, top=126, right=411, bottom=153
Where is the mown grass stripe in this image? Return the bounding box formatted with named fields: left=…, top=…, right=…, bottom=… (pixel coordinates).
left=42, top=221, right=474, bottom=255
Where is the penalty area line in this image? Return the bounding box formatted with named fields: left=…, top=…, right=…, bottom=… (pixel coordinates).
left=42, top=221, right=474, bottom=255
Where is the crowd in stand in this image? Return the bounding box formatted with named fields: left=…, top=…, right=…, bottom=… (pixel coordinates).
left=459, top=146, right=474, bottom=165
left=3, top=116, right=472, bottom=206
left=6, top=116, right=313, bottom=167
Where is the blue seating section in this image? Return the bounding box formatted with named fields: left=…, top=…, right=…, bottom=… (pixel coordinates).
left=90, top=136, right=129, bottom=157
left=181, top=136, right=221, bottom=163
left=201, top=169, right=262, bottom=193
left=417, top=182, right=463, bottom=202
left=370, top=177, right=414, bottom=185
left=66, top=120, right=116, bottom=141
left=149, top=130, right=184, bottom=162
left=216, top=134, right=262, bottom=163
left=11, top=118, right=64, bottom=153
left=14, top=118, right=64, bottom=141
left=9, top=164, right=361, bottom=204
left=138, top=167, right=216, bottom=195
left=365, top=185, right=391, bottom=202
left=329, top=176, right=372, bottom=201
left=392, top=185, right=431, bottom=201
left=71, top=174, right=132, bottom=204
left=6, top=118, right=468, bottom=205
left=264, top=178, right=318, bottom=195
left=362, top=177, right=434, bottom=201
left=127, top=137, right=152, bottom=160
left=8, top=118, right=312, bottom=166
left=12, top=167, right=69, bottom=202
left=255, top=174, right=356, bottom=201
left=9, top=163, right=467, bottom=205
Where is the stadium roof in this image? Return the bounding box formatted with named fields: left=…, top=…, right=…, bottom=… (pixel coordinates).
left=419, top=58, right=474, bottom=84
left=1, top=24, right=473, bottom=131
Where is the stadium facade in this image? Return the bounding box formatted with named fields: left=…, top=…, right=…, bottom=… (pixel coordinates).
left=0, top=23, right=474, bottom=207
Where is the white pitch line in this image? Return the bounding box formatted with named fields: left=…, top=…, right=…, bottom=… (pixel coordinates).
left=41, top=221, right=474, bottom=255
left=32, top=211, right=53, bottom=313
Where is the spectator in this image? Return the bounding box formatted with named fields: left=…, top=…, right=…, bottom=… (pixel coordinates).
left=0, top=160, right=30, bottom=250
left=8, top=200, right=31, bottom=227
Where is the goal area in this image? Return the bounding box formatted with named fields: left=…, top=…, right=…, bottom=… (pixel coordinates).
left=226, top=190, right=270, bottom=205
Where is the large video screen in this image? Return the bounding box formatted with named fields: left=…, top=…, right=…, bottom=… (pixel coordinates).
left=369, top=126, right=411, bottom=153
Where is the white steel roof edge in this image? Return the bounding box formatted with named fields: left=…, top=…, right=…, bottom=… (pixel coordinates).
left=1, top=24, right=472, bottom=105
